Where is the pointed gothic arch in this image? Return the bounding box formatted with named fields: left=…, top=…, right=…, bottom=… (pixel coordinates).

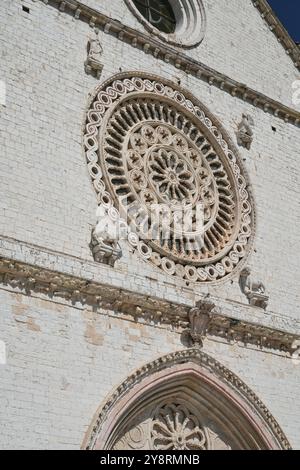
left=83, top=349, right=291, bottom=450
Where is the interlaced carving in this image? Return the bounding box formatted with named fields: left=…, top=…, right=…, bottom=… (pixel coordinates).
left=84, top=73, right=254, bottom=282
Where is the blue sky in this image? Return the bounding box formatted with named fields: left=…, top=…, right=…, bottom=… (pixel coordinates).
left=268, top=0, right=300, bottom=43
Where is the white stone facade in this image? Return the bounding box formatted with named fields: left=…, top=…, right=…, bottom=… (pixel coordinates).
left=0, top=0, right=299, bottom=449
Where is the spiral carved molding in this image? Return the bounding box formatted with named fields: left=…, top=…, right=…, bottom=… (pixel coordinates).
left=84, top=72, right=254, bottom=283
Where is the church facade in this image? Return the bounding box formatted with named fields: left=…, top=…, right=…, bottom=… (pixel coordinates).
left=0, top=0, right=300, bottom=450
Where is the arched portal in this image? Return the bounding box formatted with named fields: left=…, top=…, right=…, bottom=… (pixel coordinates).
left=83, top=350, right=291, bottom=450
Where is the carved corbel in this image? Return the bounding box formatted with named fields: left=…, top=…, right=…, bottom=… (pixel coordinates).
left=188, top=300, right=215, bottom=347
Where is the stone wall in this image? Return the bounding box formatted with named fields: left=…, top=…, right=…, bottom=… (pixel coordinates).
left=82, top=0, right=299, bottom=108
left=0, top=287, right=299, bottom=449
left=1, top=0, right=299, bottom=316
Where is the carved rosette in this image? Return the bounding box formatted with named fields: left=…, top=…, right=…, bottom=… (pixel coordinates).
left=111, top=402, right=210, bottom=450
left=84, top=73, right=254, bottom=282
left=151, top=403, right=208, bottom=450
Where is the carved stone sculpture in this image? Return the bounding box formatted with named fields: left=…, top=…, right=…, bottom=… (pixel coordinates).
left=85, top=28, right=103, bottom=79
left=189, top=300, right=215, bottom=346
left=90, top=204, right=122, bottom=267
left=239, top=267, right=269, bottom=309
left=236, top=113, right=254, bottom=150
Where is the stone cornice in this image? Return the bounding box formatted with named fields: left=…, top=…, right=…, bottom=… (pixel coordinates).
left=39, top=0, right=300, bottom=127
left=253, top=0, right=300, bottom=69
left=1, top=237, right=299, bottom=355
left=207, top=313, right=298, bottom=354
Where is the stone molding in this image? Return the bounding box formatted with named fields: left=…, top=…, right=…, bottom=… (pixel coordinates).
left=252, top=0, right=300, bottom=69
left=0, top=239, right=299, bottom=355
left=83, top=349, right=291, bottom=450
left=40, top=0, right=300, bottom=127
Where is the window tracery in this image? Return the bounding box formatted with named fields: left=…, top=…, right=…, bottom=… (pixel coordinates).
left=84, top=73, right=254, bottom=282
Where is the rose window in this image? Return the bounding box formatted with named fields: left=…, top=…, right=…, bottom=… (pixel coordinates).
left=84, top=73, right=254, bottom=282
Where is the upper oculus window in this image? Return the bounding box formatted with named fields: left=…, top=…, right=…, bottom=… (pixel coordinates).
left=132, top=0, right=176, bottom=34
left=126, top=0, right=207, bottom=48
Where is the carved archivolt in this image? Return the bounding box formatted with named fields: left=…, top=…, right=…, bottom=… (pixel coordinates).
left=83, top=349, right=291, bottom=450
left=84, top=72, right=254, bottom=282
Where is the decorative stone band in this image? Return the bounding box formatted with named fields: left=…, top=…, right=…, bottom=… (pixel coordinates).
left=83, top=349, right=292, bottom=450
left=0, top=253, right=299, bottom=355
left=40, top=0, right=300, bottom=127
